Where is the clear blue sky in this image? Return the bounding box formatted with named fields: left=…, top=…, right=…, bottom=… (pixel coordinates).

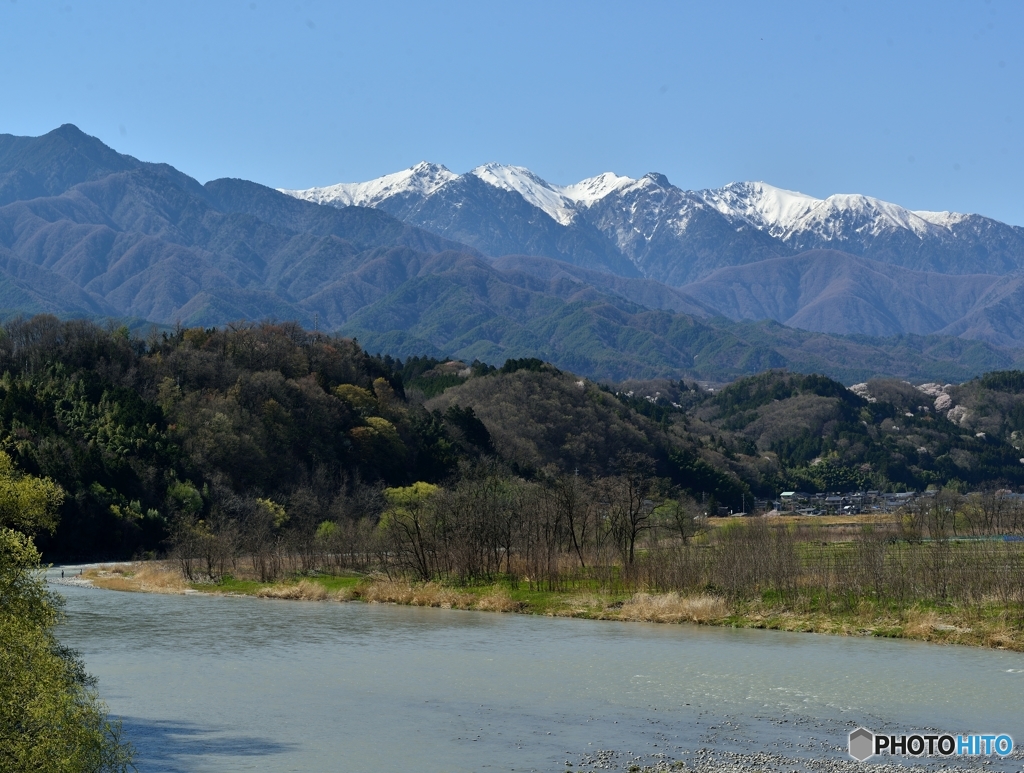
left=2, top=1, right=1021, bottom=223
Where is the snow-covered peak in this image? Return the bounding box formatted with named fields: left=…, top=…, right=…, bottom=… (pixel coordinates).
left=700, top=181, right=970, bottom=240
left=798, top=193, right=948, bottom=238
left=467, top=165, right=646, bottom=223
left=279, top=161, right=457, bottom=208
left=598, top=173, right=676, bottom=202
left=560, top=172, right=635, bottom=205
left=469, top=163, right=579, bottom=225
left=700, top=182, right=819, bottom=236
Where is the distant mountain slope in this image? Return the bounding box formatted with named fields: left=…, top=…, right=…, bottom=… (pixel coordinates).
left=936, top=281, right=1024, bottom=347
left=489, top=255, right=715, bottom=317
left=0, top=248, right=119, bottom=317
left=286, top=164, right=1024, bottom=284
left=680, top=249, right=1024, bottom=343
left=336, top=253, right=1024, bottom=383
left=218, top=241, right=1016, bottom=383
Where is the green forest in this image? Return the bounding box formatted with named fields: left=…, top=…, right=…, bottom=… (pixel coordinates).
left=0, top=315, right=1018, bottom=562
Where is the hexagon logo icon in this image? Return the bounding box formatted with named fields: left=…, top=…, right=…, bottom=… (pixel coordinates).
left=848, top=727, right=875, bottom=761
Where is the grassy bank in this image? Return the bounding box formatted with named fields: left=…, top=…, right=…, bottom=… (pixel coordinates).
left=79, top=562, right=1024, bottom=651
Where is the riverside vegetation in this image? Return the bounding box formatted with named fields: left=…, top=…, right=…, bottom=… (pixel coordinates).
left=3, top=314, right=1024, bottom=649
left=0, top=463, right=133, bottom=770
left=94, top=487, right=1024, bottom=651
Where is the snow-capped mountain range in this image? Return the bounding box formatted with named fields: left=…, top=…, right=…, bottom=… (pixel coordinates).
left=700, top=181, right=965, bottom=238
left=283, top=162, right=631, bottom=226
left=282, top=162, right=963, bottom=233
left=282, top=163, right=1024, bottom=285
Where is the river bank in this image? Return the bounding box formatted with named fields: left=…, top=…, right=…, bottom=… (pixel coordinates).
left=68, top=562, right=1024, bottom=652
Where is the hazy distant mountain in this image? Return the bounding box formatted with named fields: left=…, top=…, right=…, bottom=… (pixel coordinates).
left=285, top=165, right=1024, bottom=284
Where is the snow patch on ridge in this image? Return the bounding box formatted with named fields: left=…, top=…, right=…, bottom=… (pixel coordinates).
left=700, top=182, right=969, bottom=240
left=279, top=161, right=457, bottom=207
left=807, top=194, right=943, bottom=238
left=560, top=172, right=635, bottom=205
left=700, top=181, right=819, bottom=236
left=913, top=210, right=970, bottom=228
left=469, top=163, right=580, bottom=225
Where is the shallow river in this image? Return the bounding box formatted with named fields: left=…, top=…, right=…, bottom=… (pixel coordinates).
left=50, top=568, right=1024, bottom=772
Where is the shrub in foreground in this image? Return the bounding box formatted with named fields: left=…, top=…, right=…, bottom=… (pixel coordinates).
left=0, top=529, right=134, bottom=772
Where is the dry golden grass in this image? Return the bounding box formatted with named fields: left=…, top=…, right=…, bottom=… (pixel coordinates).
left=617, top=592, right=729, bottom=624
left=718, top=602, right=1024, bottom=649
left=903, top=609, right=942, bottom=637
left=901, top=609, right=975, bottom=640
left=358, top=580, right=477, bottom=609
left=134, top=563, right=188, bottom=591
left=475, top=588, right=523, bottom=612
left=83, top=573, right=138, bottom=592
left=710, top=513, right=892, bottom=534
left=84, top=562, right=187, bottom=594
left=255, top=580, right=329, bottom=601
left=984, top=626, right=1018, bottom=649
left=559, top=593, right=608, bottom=616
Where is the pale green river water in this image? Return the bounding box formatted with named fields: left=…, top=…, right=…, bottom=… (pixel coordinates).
left=49, top=568, right=1024, bottom=772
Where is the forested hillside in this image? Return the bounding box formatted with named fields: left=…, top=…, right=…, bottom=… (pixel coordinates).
left=1, top=315, right=1021, bottom=561
left=690, top=372, right=1024, bottom=494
